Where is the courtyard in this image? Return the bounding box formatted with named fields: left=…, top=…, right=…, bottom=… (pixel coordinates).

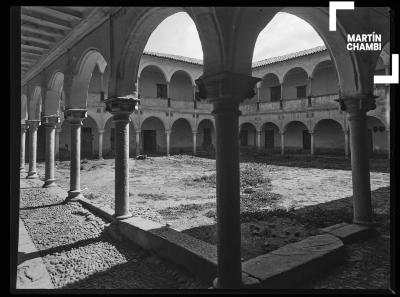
left=17, top=154, right=391, bottom=289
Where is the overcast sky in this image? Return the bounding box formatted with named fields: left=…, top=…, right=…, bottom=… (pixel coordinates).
left=144, top=12, right=325, bottom=62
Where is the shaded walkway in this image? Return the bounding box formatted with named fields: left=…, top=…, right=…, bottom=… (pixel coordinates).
left=19, top=178, right=208, bottom=289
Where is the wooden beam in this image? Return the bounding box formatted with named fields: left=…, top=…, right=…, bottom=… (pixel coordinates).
left=21, top=57, right=37, bottom=63
left=21, top=14, right=72, bottom=31
left=32, top=6, right=83, bottom=21
left=21, top=40, right=50, bottom=50
left=21, top=34, right=54, bottom=45
left=21, top=24, right=64, bottom=38
left=22, top=45, right=46, bottom=54
left=22, top=52, right=42, bottom=58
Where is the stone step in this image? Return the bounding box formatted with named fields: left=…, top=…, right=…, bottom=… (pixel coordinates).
left=242, top=234, right=345, bottom=289
left=321, top=222, right=372, bottom=243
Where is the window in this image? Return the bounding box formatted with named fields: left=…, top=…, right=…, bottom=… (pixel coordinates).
left=157, top=84, right=167, bottom=98
left=296, top=85, right=307, bottom=98
left=270, top=86, right=281, bottom=102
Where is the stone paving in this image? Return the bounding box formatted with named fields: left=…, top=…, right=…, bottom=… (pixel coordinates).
left=18, top=177, right=208, bottom=289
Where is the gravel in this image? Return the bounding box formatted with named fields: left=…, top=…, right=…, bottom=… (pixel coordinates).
left=19, top=185, right=208, bottom=289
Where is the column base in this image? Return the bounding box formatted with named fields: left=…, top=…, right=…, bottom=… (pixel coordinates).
left=42, top=179, right=57, bottom=188
left=20, top=167, right=26, bottom=172
left=65, top=190, right=84, bottom=202
left=353, top=219, right=374, bottom=226
left=113, top=212, right=133, bottom=220
left=212, top=273, right=260, bottom=289
left=26, top=172, right=38, bottom=179
left=98, top=157, right=104, bottom=161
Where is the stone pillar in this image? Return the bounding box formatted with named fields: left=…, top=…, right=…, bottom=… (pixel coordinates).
left=98, top=129, right=104, bottom=160
left=26, top=120, right=41, bottom=179
left=310, top=130, right=315, bottom=156
left=64, top=109, right=87, bottom=202
left=344, top=128, right=350, bottom=159
left=135, top=129, right=141, bottom=155
left=336, top=95, right=377, bottom=225
left=166, top=82, right=170, bottom=99
left=105, top=96, right=139, bottom=220
left=42, top=116, right=60, bottom=188
left=256, top=129, right=262, bottom=151
left=193, top=85, right=197, bottom=101
left=307, top=77, right=313, bottom=106
left=280, top=131, right=285, bottom=156
left=165, top=130, right=171, bottom=156
left=195, top=71, right=260, bottom=288
left=280, top=83, right=284, bottom=109
left=193, top=131, right=197, bottom=155
left=20, top=123, right=28, bottom=171
left=55, top=128, right=61, bottom=161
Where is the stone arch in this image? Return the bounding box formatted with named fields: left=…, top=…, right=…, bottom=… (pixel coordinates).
left=259, top=73, right=281, bottom=102
left=260, top=121, right=281, bottom=151
left=168, top=68, right=195, bottom=86
left=284, top=120, right=310, bottom=153
left=170, top=118, right=193, bottom=154
left=138, top=65, right=168, bottom=99
left=239, top=122, right=257, bottom=147
left=282, top=67, right=309, bottom=99
left=278, top=8, right=360, bottom=96
left=311, top=60, right=339, bottom=97
left=141, top=116, right=167, bottom=154
left=69, top=49, right=107, bottom=108
left=112, top=7, right=223, bottom=97
left=169, top=70, right=195, bottom=101
left=29, top=86, right=42, bottom=120
left=366, top=115, right=388, bottom=154
left=45, top=71, right=64, bottom=116
left=197, top=118, right=215, bottom=152
left=21, top=94, right=28, bottom=123
left=313, top=119, right=345, bottom=155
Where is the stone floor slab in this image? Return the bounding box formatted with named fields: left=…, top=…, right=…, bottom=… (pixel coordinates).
left=17, top=219, right=53, bottom=289
left=242, top=234, right=345, bottom=289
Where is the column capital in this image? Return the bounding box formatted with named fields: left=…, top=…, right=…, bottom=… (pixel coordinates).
left=26, top=119, right=41, bottom=129
left=165, top=130, right=171, bottom=135
left=98, top=129, right=105, bottom=134
left=135, top=129, right=141, bottom=134
left=195, top=71, right=261, bottom=105
left=21, top=123, right=29, bottom=130
left=64, top=109, right=87, bottom=125
left=279, top=129, right=286, bottom=135
left=335, top=94, right=377, bottom=114
left=41, top=115, right=60, bottom=127
left=192, top=130, right=198, bottom=135
left=105, top=96, right=140, bottom=121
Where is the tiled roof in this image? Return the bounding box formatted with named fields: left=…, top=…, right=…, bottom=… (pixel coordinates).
left=143, top=45, right=328, bottom=69
left=143, top=51, right=203, bottom=65
left=252, top=45, right=327, bottom=68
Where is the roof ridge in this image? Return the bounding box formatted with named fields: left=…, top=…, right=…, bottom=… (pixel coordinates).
left=143, top=45, right=328, bottom=68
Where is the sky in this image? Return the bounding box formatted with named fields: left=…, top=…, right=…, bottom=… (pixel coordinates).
left=144, top=12, right=325, bottom=62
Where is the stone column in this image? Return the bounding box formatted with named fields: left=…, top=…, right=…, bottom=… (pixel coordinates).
left=20, top=123, right=28, bottom=172
left=196, top=71, right=260, bottom=288
left=256, top=129, right=262, bottom=151
left=42, top=116, right=60, bottom=188
left=165, top=130, right=171, bottom=156
left=336, top=95, right=377, bottom=225
left=26, top=120, right=41, bottom=179
left=307, top=77, right=313, bottom=106
left=310, top=130, right=315, bottom=156
left=64, top=109, right=87, bottom=202
left=105, top=97, right=139, bottom=220
left=55, top=128, right=61, bottom=161
left=135, top=129, right=141, bottom=155
left=192, top=131, right=197, bottom=155
left=280, top=83, right=284, bottom=109
left=280, top=131, right=285, bottom=156
left=344, top=128, right=350, bottom=158
left=98, top=129, right=104, bottom=160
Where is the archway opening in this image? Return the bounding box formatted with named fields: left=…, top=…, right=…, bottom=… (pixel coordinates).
left=170, top=70, right=194, bottom=102
left=311, top=60, right=339, bottom=97
left=314, top=119, right=344, bottom=155
left=170, top=118, right=192, bottom=154
left=261, top=122, right=280, bottom=152
left=197, top=119, right=215, bottom=153
left=141, top=117, right=166, bottom=155
left=282, top=67, right=308, bottom=100
left=259, top=73, right=280, bottom=103
left=239, top=123, right=257, bottom=148
left=285, top=121, right=310, bottom=154
left=138, top=65, right=168, bottom=100
left=366, top=116, right=388, bottom=156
